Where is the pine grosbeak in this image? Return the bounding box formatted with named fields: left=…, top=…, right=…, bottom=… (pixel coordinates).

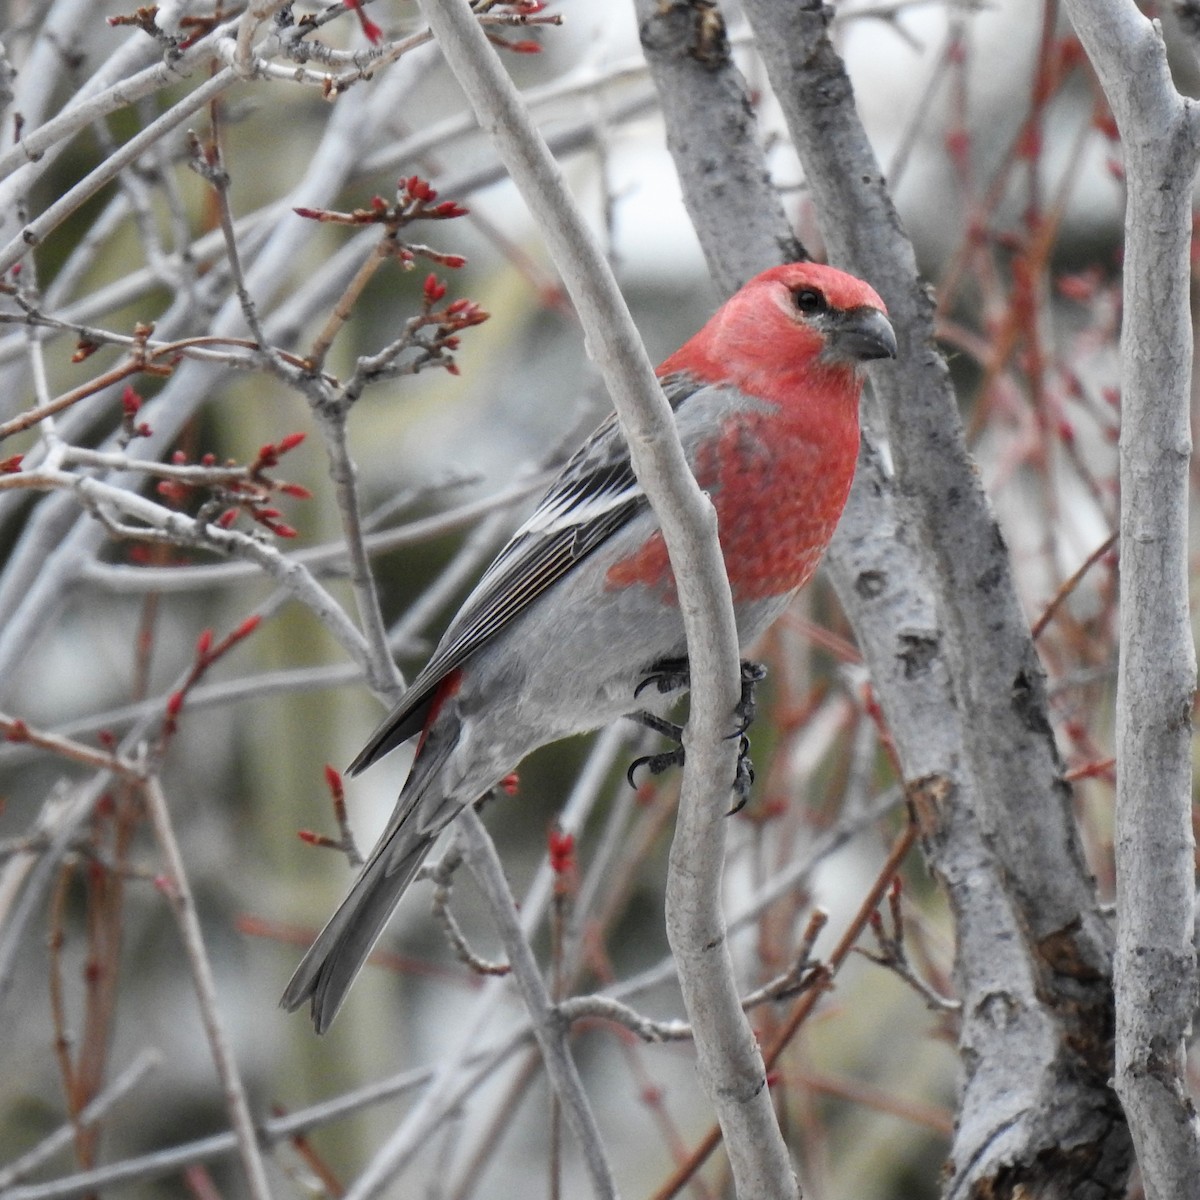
left=283, top=262, right=895, bottom=1031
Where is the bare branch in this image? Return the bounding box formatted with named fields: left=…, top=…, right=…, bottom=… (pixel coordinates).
left=139, top=776, right=273, bottom=1200
left=0, top=1048, right=162, bottom=1191
left=1064, top=5, right=1200, bottom=1196
left=457, top=808, right=617, bottom=1198
left=415, top=4, right=793, bottom=1196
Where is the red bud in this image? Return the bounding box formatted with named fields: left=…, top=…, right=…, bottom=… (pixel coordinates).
left=424, top=273, right=447, bottom=303
left=232, top=614, right=262, bottom=640
left=547, top=828, right=575, bottom=875
left=324, top=764, right=344, bottom=800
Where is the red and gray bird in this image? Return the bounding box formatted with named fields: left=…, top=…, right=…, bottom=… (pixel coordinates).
left=282, top=261, right=896, bottom=1032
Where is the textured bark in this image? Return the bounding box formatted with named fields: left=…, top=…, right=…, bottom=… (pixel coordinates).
left=735, top=2, right=1129, bottom=1186
left=1064, top=5, right=1200, bottom=1197
left=417, top=3, right=798, bottom=1197
left=634, top=0, right=1131, bottom=1192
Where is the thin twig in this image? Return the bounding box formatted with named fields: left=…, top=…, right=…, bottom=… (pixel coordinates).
left=457, top=807, right=618, bottom=1200
left=652, top=821, right=919, bottom=1200
left=0, top=713, right=142, bottom=779
left=140, top=776, right=273, bottom=1200
left=0, top=1048, right=162, bottom=1189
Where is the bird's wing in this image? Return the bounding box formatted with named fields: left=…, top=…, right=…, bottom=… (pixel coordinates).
left=348, top=374, right=702, bottom=774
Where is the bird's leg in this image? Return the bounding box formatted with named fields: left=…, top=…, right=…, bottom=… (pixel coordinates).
left=627, top=660, right=767, bottom=810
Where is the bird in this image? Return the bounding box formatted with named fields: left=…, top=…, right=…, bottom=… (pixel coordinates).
left=281, top=261, right=896, bottom=1032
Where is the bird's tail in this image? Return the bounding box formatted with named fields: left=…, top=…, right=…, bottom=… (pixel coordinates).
left=279, top=825, right=437, bottom=1033
left=281, top=726, right=460, bottom=1033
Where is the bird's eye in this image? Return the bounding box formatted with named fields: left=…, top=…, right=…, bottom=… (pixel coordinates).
left=792, top=287, right=827, bottom=314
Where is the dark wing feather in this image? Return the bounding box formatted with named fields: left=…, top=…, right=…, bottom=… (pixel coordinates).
left=348, top=377, right=702, bottom=776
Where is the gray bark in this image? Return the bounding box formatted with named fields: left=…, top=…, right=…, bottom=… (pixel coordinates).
left=1065, top=5, right=1200, bottom=1197
left=636, top=0, right=1132, bottom=1192
left=416, top=2, right=797, bottom=1196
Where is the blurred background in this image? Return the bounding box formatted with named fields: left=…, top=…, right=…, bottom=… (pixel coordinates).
left=0, top=0, right=1160, bottom=1196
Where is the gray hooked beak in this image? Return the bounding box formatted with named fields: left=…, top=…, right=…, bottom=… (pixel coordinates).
left=823, top=306, right=897, bottom=365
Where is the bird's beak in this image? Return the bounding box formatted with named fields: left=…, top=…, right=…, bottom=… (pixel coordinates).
left=824, top=306, right=897, bottom=364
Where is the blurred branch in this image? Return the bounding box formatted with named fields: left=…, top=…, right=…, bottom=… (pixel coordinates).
left=0, top=766, right=896, bottom=1200
left=0, top=713, right=142, bottom=780
left=1, top=467, right=371, bottom=669
left=0, top=1041, right=529, bottom=1200
left=0, top=1049, right=162, bottom=1191
left=0, top=68, right=237, bottom=276
left=0, top=666, right=362, bottom=770
left=140, top=777, right=273, bottom=1200
left=78, top=473, right=550, bottom=593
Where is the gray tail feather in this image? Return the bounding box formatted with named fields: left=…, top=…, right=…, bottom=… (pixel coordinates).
left=280, top=830, right=436, bottom=1034
left=283, top=716, right=462, bottom=1033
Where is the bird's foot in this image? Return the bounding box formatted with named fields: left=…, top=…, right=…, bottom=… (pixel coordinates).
left=626, top=711, right=685, bottom=788
left=635, top=657, right=766, bottom=712
left=733, top=660, right=768, bottom=733
left=726, top=662, right=765, bottom=813
left=626, top=745, right=687, bottom=789
left=625, top=700, right=760, bottom=815
left=728, top=735, right=755, bottom=815
left=634, top=656, right=691, bottom=700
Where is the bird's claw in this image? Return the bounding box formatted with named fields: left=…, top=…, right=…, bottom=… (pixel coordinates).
left=628, top=661, right=765, bottom=806
left=625, top=727, right=757, bottom=814
left=635, top=657, right=766, bottom=715
left=634, top=656, right=691, bottom=700
left=733, top=661, right=767, bottom=736
left=626, top=745, right=686, bottom=789
left=727, top=735, right=755, bottom=816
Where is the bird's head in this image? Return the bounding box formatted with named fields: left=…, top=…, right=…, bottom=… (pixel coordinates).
left=659, top=262, right=896, bottom=402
